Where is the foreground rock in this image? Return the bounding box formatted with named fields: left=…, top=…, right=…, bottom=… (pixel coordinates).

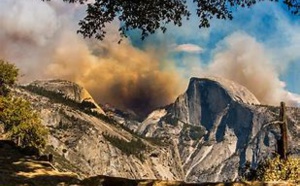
left=0, top=140, right=80, bottom=186
left=82, top=176, right=298, bottom=186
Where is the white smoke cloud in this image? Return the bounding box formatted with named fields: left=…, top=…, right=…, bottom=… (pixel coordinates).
left=0, top=0, right=60, bottom=80
left=0, top=0, right=59, bottom=45
left=207, top=32, right=291, bottom=105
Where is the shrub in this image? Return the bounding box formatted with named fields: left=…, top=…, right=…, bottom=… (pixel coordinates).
left=0, top=60, right=18, bottom=96
left=241, top=156, right=300, bottom=183
left=0, top=60, right=48, bottom=149
left=256, top=156, right=300, bottom=183
left=0, top=96, right=48, bottom=149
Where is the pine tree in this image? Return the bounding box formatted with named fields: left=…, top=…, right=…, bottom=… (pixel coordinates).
left=0, top=60, right=48, bottom=149
left=0, top=60, right=18, bottom=96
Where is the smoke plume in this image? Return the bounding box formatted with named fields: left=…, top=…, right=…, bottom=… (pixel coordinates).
left=0, top=0, right=299, bottom=118
left=206, top=32, right=293, bottom=106
left=46, top=30, right=183, bottom=116
left=0, top=0, right=184, bottom=117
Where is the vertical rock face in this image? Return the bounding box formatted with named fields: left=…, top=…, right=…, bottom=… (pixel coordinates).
left=138, top=77, right=300, bottom=182
left=172, top=77, right=259, bottom=129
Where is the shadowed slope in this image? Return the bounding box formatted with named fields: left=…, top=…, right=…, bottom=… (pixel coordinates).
left=0, top=140, right=80, bottom=186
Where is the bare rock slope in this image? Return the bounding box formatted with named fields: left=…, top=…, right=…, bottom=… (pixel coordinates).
left=14, top=80, right=183, bottom=181
left=13, top=78, right=300, bottom=183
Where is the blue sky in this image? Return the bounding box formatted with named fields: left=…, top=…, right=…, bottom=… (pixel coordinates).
left=129, top=1, right=300, bottom=94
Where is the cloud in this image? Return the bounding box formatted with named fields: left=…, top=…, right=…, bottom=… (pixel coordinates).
left=0, top=0, right=59, bottom=45
left=173, top=3, right=300, bottom=107
left=174, top=30, right=300, bottom=107
left=173, top=44, right=203, bottom=53
left=286, top=92, right=300, bottom=106
left=206, top=32, right=290, bottom=105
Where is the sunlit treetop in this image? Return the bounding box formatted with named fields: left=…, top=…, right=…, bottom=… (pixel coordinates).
left=0, top=60, right=18, bottom=96
left=45, top=0, right=300, bottom=41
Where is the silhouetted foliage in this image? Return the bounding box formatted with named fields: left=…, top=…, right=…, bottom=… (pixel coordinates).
left=81, top=99, right=97, bottom=109
left=43, top=0, right=300, bottom=41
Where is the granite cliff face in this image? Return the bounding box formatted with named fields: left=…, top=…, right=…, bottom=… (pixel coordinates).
left=137, top=77, right=300, bottom=182
left=13, top=78, right=300, bottom=183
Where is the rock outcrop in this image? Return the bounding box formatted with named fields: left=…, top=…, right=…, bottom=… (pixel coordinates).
left=26, top=79, right=106, bottom=115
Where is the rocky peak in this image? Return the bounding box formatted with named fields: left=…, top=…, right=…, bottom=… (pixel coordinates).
left=11, top=77, right=299, bottom=183
left=138, top=77, right=299, bottom=182
left=25, top=79, right=105, bottom=115
left=171, top=77, right=259, bottom=128
left=187, top=77, right=260, bottom=105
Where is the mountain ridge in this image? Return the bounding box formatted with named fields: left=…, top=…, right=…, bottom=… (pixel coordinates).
left=137, top=77, right=299, bottom=182
left=9, top=77, right=300, bottom=183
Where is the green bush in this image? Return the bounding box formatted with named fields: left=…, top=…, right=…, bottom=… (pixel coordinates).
left=0, top=60, right=48, bottom=149
left=241, top=156, right=300, bottom=183
left=0, top=96, right=48, bottom=149
left=0, top=60, right=18, bottom=96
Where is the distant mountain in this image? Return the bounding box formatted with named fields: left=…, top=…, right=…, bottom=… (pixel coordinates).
left=14, top=79, right=183, bottom=180
left=137, top=77, right=300, bottom=182
left=12, top=77, right=300, bottom=183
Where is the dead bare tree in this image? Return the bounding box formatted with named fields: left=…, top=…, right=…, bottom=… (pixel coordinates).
left=278, top=101, right=288, bottom=160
